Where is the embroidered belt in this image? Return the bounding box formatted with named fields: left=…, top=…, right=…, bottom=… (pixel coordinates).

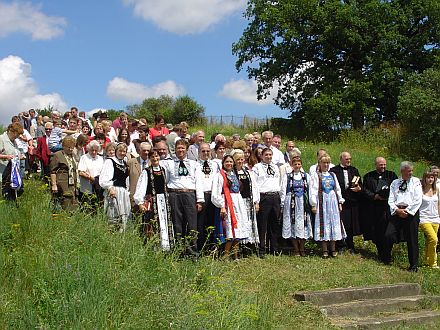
left=261, top=192, right=279, bottom=196
left=168, top=188, right=195, bottom=193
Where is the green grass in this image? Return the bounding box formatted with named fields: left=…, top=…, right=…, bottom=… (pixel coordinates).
left=1, top=176, right=439, bottom=329
left=0, top=128, right=437, bottom=329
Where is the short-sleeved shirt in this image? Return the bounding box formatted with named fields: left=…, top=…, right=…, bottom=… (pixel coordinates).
left=0, top=132, right=19, bottom=175
left=48, top=127, right=63, bottom=149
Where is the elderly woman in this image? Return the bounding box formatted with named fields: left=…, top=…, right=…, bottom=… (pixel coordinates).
left=99, top=143, right=131, bottom=232
left=0, top=122, right=24, bottom=198
left=78, top=140, right=104, bottom=208
left=50, top=136, right=79, bottom=211
left=310, top=154, right=346, bottom=258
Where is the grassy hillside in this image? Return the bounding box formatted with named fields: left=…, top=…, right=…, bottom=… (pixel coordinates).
left=0, top=134, right=437, bottom=329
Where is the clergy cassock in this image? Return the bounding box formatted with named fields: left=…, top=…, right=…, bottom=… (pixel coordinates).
left=253, top=161, right=281, bottom=256
left=99, top=157, right=131, bottom=232
left=211, top=169, right=251, bottom=240
left=280, top=169, right=313, bottom=240
left=237, top=167, right=260, bottom=244
left=160, top=157, right=204, bottom=253
left=310, top=171, right=346, bottom=241
left=134, top=165, right=174, bottom=251
left=196, top=159, right=220, bottom=250
left=361, top=169, right=397, bottom=261
left=330, top=165, right=362, bottom=249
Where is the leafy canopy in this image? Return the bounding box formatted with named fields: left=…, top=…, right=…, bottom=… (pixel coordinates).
left=233, top=0, right=440, bottom=132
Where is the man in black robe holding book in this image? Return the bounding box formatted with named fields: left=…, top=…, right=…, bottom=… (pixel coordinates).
left=361, top=157, right=398, bottom=263
left=331, top=151, right=362, bottom=253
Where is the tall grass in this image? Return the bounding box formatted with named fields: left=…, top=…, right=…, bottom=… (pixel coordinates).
left=1, top=176, right=439, bottom=329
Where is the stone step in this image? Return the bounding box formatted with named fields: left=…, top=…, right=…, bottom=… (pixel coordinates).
left=320, top=295, right=440, bottom=318
left=294, top=283, right=421, bottom=306
left=333, top=310, right=440, bottom=329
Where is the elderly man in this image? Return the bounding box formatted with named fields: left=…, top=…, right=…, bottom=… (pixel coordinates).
left=128, top=141, right=151, bottom=210
left=187, top=130, right=205, bottom=161
left=330, top=152, right=362, bottom=253
left=262, top=131, right=285, bottom=166
left=361, top=157, right=398, bottom=263
left=383, top=161, right=423, bottom=272
left=161, top=139, right=204, bottom=256
left=309, top=148, right=335, bottom=175
left=283, top=140, right=296, bottom=163
left=155, top=141, right=172, bottom=160
left=196, top=142, right=220, bottom=251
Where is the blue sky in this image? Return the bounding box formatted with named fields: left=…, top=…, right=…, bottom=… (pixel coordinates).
left=0, top=0, right=286, bottom=125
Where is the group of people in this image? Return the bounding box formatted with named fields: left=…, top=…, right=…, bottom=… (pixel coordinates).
left=0, top=108, right=439, bottom=271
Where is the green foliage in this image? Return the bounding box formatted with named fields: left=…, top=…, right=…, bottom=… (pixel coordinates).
left=398, top=67, right=440, bottom=163
left=233, top=0, right=440, bottom=132
left=127, top=95, right=205, bottom=126
left=105, top=109, right=124, bottom=121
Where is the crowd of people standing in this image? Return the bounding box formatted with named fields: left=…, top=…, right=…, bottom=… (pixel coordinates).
left=0, top=107, right=439, bottom=271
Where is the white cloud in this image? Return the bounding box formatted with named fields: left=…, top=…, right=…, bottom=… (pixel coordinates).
left=107, top=77, right=185, bottom=102
left=0, top=55, right=67, bottom=124
left=0, top=1, right=66, bottom=40
left=123, top=0, right=246, bottom=34
left=219, top=79, right=278, bottom=105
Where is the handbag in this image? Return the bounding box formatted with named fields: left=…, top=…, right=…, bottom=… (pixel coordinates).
left=106, top=196, right=122, bottom=225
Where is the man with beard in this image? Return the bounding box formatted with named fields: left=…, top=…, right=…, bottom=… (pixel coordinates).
left=361, top=157, right=398, bottom=262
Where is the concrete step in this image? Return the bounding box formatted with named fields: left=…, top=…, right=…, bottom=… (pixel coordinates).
left=294, top=283, right=421, bottom=306
left=333, top=310, right=440, bottom=329
left=320, top=295, right=440, bottom=318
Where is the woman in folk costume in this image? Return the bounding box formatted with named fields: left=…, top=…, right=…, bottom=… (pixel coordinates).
left=50, top=136, right=79, bottom=211
left=211, top=155, right=251, bottom=258
left=280, top=156, right=313, bottom=256
left=134, top=149, right=174, bottom=251
left=310, top=154, right=346, bottom=258
left=99, top=142, right=131, bottom=232
left=231, top=149, right=260, bottom=246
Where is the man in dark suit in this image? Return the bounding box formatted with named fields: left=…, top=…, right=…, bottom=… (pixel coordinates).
left=330, top=151, right=362, bottom=253
left=361, top=157, right=398, bottom=263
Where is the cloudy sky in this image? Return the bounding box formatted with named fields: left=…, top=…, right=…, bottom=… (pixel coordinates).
left=0, top=0, right=285, bottom=125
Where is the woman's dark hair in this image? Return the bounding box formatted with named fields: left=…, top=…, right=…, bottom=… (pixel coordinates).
left=154, top=114, right=165, bottom=125
left=117, top=128, right=130, bottom=145
left=214, top=141, right=226, bottom=151
left=148, top=148, right=160, bottom=158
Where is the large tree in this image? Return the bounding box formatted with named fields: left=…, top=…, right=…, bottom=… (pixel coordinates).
left=233, top=0, right=440, bottom=131
left=398, top=66, right=440, bottom=162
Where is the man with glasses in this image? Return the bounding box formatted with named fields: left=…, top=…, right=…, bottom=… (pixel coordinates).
left=383, top=161, right=423, bottom=272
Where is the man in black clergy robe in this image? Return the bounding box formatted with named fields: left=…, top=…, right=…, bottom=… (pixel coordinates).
left=330, top=151, right=362, bottom=253
left=361, top=157, right=398, bottom=263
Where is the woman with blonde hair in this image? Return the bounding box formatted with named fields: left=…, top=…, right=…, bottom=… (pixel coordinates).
left=310, top=154, right=346, bottom=258
left=419, top=170, right=440, bottom=268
